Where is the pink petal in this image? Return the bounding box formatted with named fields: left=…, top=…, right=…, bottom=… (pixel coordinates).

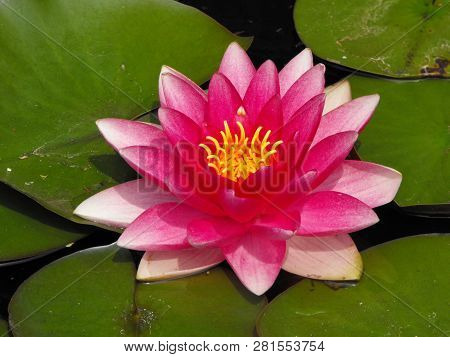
left=243, top=60, right=280, bottom=128
left=169, top=189, right=225, bottom=217
left=166, top=144, right=225, bottom=217
left=120, top=144, right=224, bottom=216
left=136, top=248, right=224, bottom=281
left=160, top=72, right=207, bottom=125
left=282, top=234, right=363, bottom=280
left=119, top=145, right=172, bottom=184
left=282, top=64, right=325, bottom=123
left=281, top=94, right=325, bottom=146
left=302, top=131, right=358, bottom=186
left=158, top=107, right=203, bottom=145
left=313, top=94, right=380, bottom=145
left=187, top=217, right=247, bottom=247
left=271, top=170, right=317, bottom=208
left=257, top=95, right=283, bottom=136
left=296, top=191, right=379, bottom=236
left=159, top=65, right=207, bottom=106
left=250, top=226, right=294, bottom=241
left=254, top=210, right=299, bottom=232
left=74, top=179, right=178, bottom=228
left=279, top=48, right=313, bottom=97
left=323, top=80, right=352, bottom=115
left=217, top=188, right=264, bottom=223
left=117, top=202, right=208, bottom=251
left=219, top=42, right=256, bottom=98
left=314, top=160, right=402, bottom=208
left=239, top=165, right=278, bottom=199
left=96, top=119, right=167, bottom=152
left=222, top=231, right=286, bottom=295
left=206, top=73, right=242, bottom=132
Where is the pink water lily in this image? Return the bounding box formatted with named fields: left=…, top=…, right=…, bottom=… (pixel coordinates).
left=74, top=43, right=401, bottom=295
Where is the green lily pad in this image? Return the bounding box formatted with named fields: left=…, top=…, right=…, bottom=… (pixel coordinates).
left=9, top=245, right=266, bottom=336
left=0, top=318, right=9, bottom=337
left=294, top=0, right=450, bottom=78
left=257, top=234, right=450, bottom=336
left=349, top=76, right=449, bottom=212
left=0, top=0, right=250, bottom=223
left=0, top=184, right=91, bottom=262
left=135, top=268, right=266, bottom=336
left=8, top=244, right=136, bottom=336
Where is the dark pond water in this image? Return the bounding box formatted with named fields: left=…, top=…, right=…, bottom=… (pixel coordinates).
left=1, top=0, right=449, bottom=320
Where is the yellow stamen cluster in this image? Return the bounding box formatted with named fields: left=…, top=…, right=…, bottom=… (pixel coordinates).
left=199, top=119, right=283, bottom=182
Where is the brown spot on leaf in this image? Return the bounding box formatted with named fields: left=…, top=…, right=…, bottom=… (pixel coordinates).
left=421, top=58, right=448, bottom=76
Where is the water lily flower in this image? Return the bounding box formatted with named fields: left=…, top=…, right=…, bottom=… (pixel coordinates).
left=74, top=43, right=401, bottom=295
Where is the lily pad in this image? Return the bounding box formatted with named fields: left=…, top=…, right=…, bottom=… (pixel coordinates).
left=135, top=268, right=266, bottom=336
left=294, top=0, right=450, bottom=78
left=257, top=234, right=450, bottom=336
left=349, top=76, right=449, bottom=212
left=0, top=318, right=9, bottom=337
left=8, top=245, right=136, bottom=336
left=0, top=184, right=91, bottom=262
left=8, top=246, right=266, bottom=336
left=0, top=0, right=250, bottom=223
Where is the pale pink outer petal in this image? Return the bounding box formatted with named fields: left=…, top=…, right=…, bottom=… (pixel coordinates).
left=96, top=119, right=167, bottom=152
left=222, top=232, right=286, bottom=295
left=279, top=48, right=313, bottom=97
left=312, top=94, right=380, bottom=146
left=323, top=80, right=352, bottom=115
left=117, top=202, right=208, bottom=251
left=302, top=131, right=358, bottom=186
left=282, top=64, right=325, bottom=123
left=187, top=217, right=247, bottom=247
left=314, top=160, right=402, bottom=208
left=158, top=107, right=202, bottom=145
left=159, top=65, right=207, bottom=106
left=296, top=191, right=379, bottom=236
left=219, top=42, right=256, bottom=98
left=74, top=179, right=178, bottom=228
left=243, top=60, right=280, bottom=126
left=136, top=248, right=224, bottom=281
left=282, top=234, right=363, bottom=280
left=161, top=72, right=207, bottom=125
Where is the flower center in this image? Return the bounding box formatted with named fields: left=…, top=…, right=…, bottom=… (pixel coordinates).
left=199, top=114, right=283, bottom=182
